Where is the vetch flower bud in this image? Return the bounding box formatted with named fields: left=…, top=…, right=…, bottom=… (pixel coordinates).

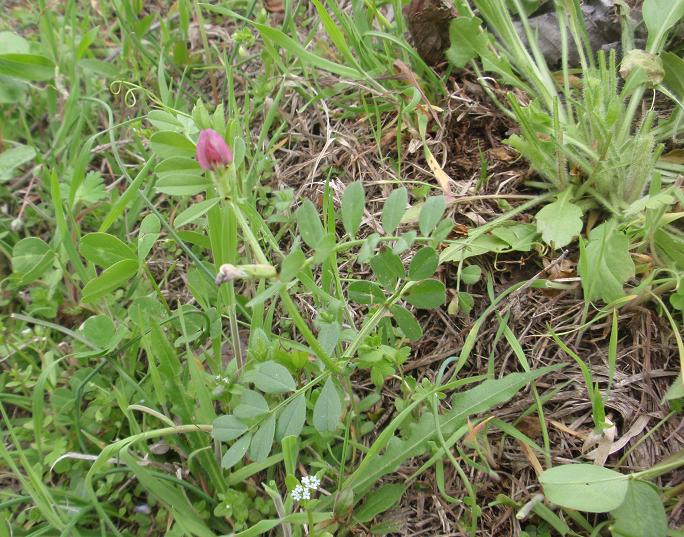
left=196, top=129, right=232, bottom=171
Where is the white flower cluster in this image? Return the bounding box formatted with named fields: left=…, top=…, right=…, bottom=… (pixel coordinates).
left=214, top=375, right=230, bottom=384
left=291, top=474, right=321, bottom=502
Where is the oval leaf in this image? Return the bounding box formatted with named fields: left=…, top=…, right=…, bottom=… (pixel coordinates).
left=80, top=232, right=136, bottom=267
left=341, top=181, right=365, bottom=238
left=221, top=433, right=252, bottom=470
left=382, top=187, right=408, bottom=235
left=213, top=415, right=248, bottom=442
left=408, top=246, right=438, bottom=280
left=12, top=237, right=54, bottom=284
left=348, top=281, right=385, bottom=305
left=253, top=361, right=296, bottom=394
left=81, top=259, right=138, bottom=303
left=149, top=131, right=196, bottom=159
left=276, top=394, right=306, bottom=441
left=249, top=414, right=276, bottom=462
left=174, top=198, right=221, bottom=228
left=390, top=304, right=423, bottom=341
left=354, top=484, right=406, bottom=523
left=539, top=464, right=629, bottom=513
left=313, top=377, right=341, bottom=433
left=404, top=279, right=446, bottom=309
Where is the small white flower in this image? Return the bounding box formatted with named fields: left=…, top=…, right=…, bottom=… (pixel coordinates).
left=291, top=485, right=304, bottom=501
left=302, top=488, right=310, bottom=500
left=302, top=475, right=320, bottom=491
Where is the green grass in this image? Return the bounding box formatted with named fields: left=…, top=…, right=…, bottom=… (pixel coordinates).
left=1, top=0, right=683, bottom=536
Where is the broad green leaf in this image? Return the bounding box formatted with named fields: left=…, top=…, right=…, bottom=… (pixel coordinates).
left=0, top=144, right=36, bottom=182
left=370, top=249, right=404, bottom=287
left=457, top=291, right=475, bottom=314
left=234, top=390, right=269, bottom=420
left=147, top=110, right=183, bottom=131
left=296, top=199, right=325, bottom=249
left=81, top=259, right=138, bottom=303
left=655, top=229, right=684, bottom=270
left=80, top=232, right=137, bottom=267
left=0, top=32, right=29, bottom=54
left=539, top=464, right=629, bottom=513
left=221, top=434, right=251, bottom=469
left=276, top=394, right=306, bottom=441
left=149, top=131, right=196, bottom=159
left=213, top=415, right=248, bottom=442
left=440, top=234, right=509, bottom=263
left=341, top=181, right=365, bottom=238
left=390, top=305, right=423, bottom=341
left=460, top=264, right=481, bottom=285
left=156, top=173, right=211, bottom=196
left=137, top=214, right=161, bottom=264
left=578, top=221, right=635, bottom=303
left=12, top=237, right=54, bottom=284
left=643, top=0, right=684, bottom=51
left=492, top=223, right=539, bottom=252
left=382, top=187, right=408, bottom=235
left=313, top=377, right=341, bottom=432
left=348, top=281, right=385, bottom=305
left=535, top=189, right=583, bottom=248
left=611, top=481, right=667, bottom=537
left=418, top=196, right=446, bottom=236
left=0, top=53, right=54, bottom=80
left=174, top=198, right=220, bottom=228
left=253, top=361, right=296, bottom=394
left=249, top=414, right=276, bottom=462
left=354, top=484, right=405, bottom=523
left=79, top=315, right=117, bottom=349
left=404, top=279, right=446, bottom=309
left=408, top=246, right=438, bottom=280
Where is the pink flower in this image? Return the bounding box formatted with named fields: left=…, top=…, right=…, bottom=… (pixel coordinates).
left=196, top=129, right=232, bottom=171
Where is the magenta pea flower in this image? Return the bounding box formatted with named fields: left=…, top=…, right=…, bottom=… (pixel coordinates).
left=196, top=129, right=233, bottom=171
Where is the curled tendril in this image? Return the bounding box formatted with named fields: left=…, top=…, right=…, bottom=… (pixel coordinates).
left=110, top=80, right=165, bottom=109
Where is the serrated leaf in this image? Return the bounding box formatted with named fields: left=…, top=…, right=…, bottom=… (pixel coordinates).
left=342, top=181, right=365, bottom=238
left=276, top=394, right=306, bottom=441
left=419, top=195, right=446, bottom=236
left=234, top=390, right=269, bottom=419
left=390, top=305, right=423, bottom=341
left=535, top=189, right=583, bottom=248
left=404, top=279, right=445, bottom=309
left=213, top=415, right=248, bottom=442
left=539, top=464, right=629, bottom=513
left=610, top=481, right=667, bottom=537
left=382, top=187, right=408, bottom=235
left=408, top=246, right=438, bottom=280
left=313, top=377, right=341, bottom=432
left=249, top=414, right=276, bottom=462
left=296, top=199, right=325, bottom=249
left=578, top=221, right=635, bottom=303
left=221, top=433, right=251, bottom=470
left=253, top=361, right=296, bottom=394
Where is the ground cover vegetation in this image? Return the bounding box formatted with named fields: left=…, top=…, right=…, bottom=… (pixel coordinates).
left=1, top=0, right=683, bottom=535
